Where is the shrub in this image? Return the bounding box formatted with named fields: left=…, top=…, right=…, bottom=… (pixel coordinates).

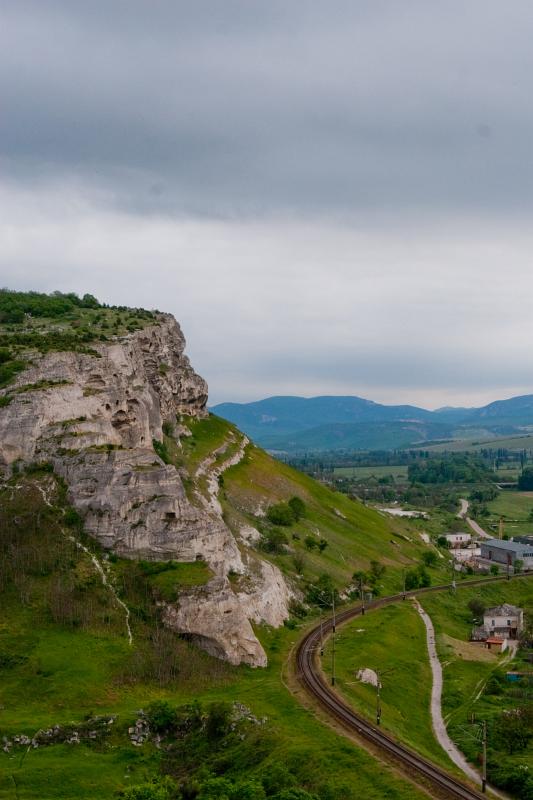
left=153, top=438, right=171, bottom=464
left=288, top=496, right=306, bottom=520
left=292, top=552, right=305, bottom=574
left=162, top=421, right=174, bottom=437
left=261, top=763, right=296, bottom=795
left=120, top=777, right=177, bottom=800
left=288, top=599, right=308, bottom=619
left=267, top=503, right=295, bottom=526
left=421, top=551, right=438, bottom=567
left=205, top=701, right=231, bottom=741
left=64, top=508, right=82, bottom=527
left=468, top=597, right=485, bottom=619
left=304, top=535, right=317, bottom=551
left=305, top=574, right=339, bottom=608
left=145, top=700, right=178, bottom=733
left=405, top=566, right=431, bottom=590
left=260, top=528, right=289, bottom=554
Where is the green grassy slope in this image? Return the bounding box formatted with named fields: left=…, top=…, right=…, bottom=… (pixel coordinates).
left=220, top=437, right=447, bottom=592
left=0, top=474, right=429, bottom=800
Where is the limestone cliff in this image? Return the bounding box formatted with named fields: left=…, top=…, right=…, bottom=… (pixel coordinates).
left=0, top=315, right=291, bottom=666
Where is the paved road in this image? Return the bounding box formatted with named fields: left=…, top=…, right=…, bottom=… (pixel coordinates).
left=459, top=499, right=492, bottom=539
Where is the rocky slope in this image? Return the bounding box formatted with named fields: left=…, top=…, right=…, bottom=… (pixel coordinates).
left=0, top=314, right=291, bottom=666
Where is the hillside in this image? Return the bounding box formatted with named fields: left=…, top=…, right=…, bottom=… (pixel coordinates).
left=0, top=290, right=437, bottom=799
left=212, top=393, right=533, bottom=452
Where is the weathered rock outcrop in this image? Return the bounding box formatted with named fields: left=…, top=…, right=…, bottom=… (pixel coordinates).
left=0, top=315, right=291, bottom=666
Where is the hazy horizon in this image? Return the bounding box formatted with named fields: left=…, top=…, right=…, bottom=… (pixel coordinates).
left=209, top=387, right=533, bottom=411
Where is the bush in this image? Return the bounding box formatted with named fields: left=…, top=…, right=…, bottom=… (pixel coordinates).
left=120, top=777, right=177, bottom=800
left=305, top=574, right=339, bottom=608
left=292, top=553, right=305, bottom=574
left=518, top=467, right=533, bottom=491
left=267, top=503, right=295, bottom=526
left=288, top=496, right=306, bottom=520
left=205, top=701, right=231, bottom=741
left=288, top=599, right=308, bottom=619
left=162, top=421, right=174, bottom=437
left=261, top=763, right=296, bottom=795
left=260, top=528, right=289, bottom=554
left=64, top=508, right=82, bottom=527
left=468, top=597, right=485, bottom=619
left=405, top=566, right=431, bottom=590
left=153, top=438, right=171, bottom=464
left=145, top=700, right=178, bottom=733
left=421, top=551, right=438, bottom=567
left=304, top=535, right=317, bottom=551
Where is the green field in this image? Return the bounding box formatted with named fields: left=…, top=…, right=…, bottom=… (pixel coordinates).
left=323, top=600, right=455, bottom=770
left=425, top=434, right=533, bottom=453
left=333, top=465, right=409, bottom=480
left=486, top=491, right=533, bottom=537
left=323, top=578, right=533, bottom=795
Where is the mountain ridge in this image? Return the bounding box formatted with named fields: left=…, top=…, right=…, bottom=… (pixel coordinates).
left=212, top=393, right=533, bottom=452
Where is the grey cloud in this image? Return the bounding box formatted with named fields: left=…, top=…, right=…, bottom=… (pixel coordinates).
left=2, top=1, right=533, bottom=217
left=2, top=2, right=533, bottom=409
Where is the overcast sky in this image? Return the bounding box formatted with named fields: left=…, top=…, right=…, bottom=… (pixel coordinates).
left=1, top=1, right=533, bottom=408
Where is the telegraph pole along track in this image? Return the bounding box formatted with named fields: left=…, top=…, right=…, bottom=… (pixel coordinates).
left=295, top=573, right=533, bottom=800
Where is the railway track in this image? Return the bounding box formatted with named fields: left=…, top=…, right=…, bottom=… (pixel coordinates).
left=296, top=573, right=533, bottom=799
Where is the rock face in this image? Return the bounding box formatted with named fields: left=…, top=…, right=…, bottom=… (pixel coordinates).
left=0, top=315, right=291, bottom=666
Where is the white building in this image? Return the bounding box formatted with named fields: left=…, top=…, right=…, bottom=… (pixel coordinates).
left=445, top=532, right=472, bottom=548
left=483, top=604, right=524, bottom=640
left=453, top=546, right=481, bottom=563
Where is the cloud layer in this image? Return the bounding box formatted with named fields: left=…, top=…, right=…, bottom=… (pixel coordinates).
left=1, top=2, right=533, bottom=406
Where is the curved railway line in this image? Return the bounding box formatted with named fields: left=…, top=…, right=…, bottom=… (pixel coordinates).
left=296, top=573, right=533, bottom=799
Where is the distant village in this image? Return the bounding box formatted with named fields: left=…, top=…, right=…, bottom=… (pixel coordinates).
left=443, top=529, right=533, bottom=574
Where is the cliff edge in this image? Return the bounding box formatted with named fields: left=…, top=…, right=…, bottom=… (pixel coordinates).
left=0, top=312, right=291, bottom=666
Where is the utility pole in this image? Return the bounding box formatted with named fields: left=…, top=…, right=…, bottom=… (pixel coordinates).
left=359, top=576, right=366, bottom=615
left=319, top=610, right=324, bottom=657
left=331, top=590, right=336, bottom=686
left=402, top=569, right=406, bottom=600
left=450, top=557, right=456, bottom=593
left=482, top=719, right=487, bottom=793
left=376, top=670, right=382, bottom=725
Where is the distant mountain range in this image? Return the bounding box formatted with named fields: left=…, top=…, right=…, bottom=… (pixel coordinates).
left=211, top=394, right=533, bottom=452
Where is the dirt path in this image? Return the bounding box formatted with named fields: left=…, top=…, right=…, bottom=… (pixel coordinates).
left=195, top=433, right=249, bottom=516
left=414, top=598, right=508, bottom=799
left=413, top=599, right=482, bottom=783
